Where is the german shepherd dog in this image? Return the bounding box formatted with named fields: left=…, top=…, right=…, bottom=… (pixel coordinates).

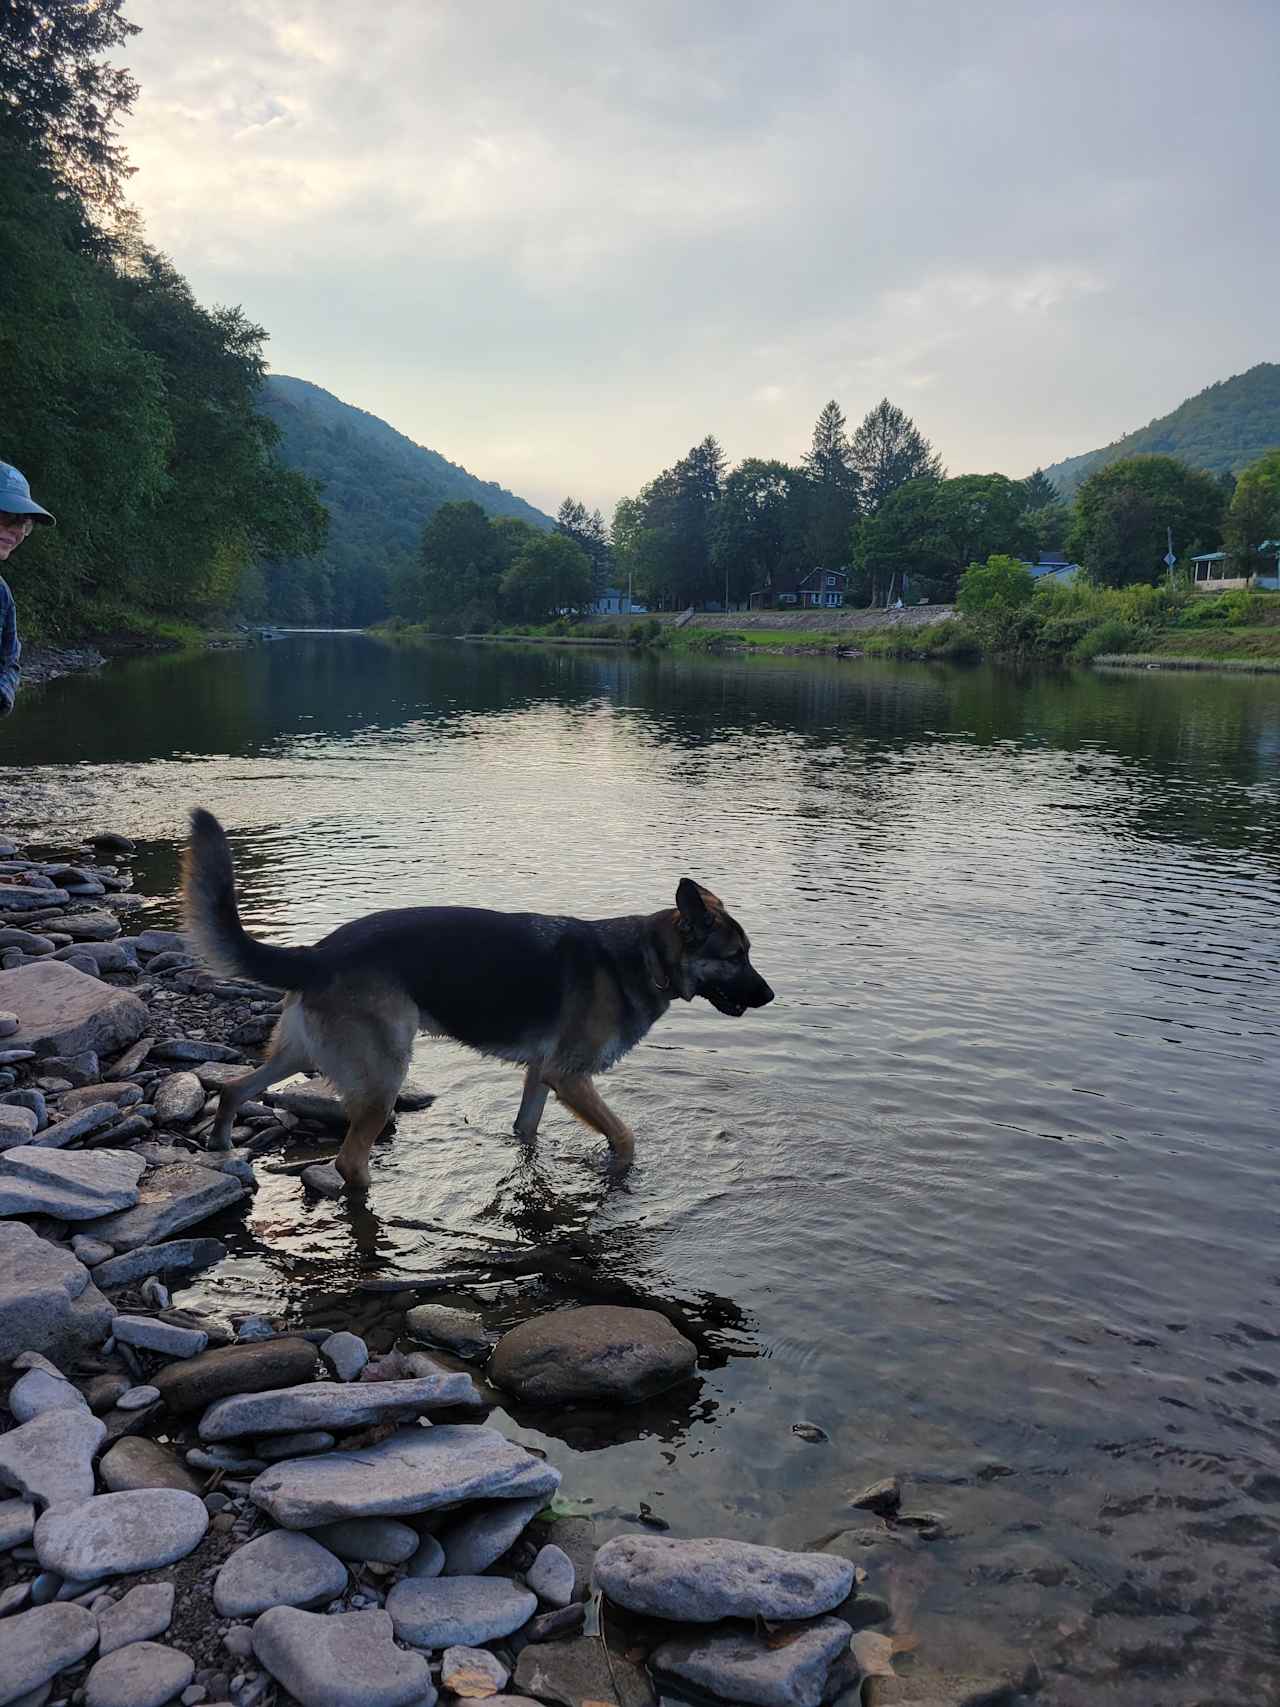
left=183, top=809, right=774, bottom=1192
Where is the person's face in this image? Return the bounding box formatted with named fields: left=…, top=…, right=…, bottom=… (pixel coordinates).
left=0, top=513, right=34, bottom=562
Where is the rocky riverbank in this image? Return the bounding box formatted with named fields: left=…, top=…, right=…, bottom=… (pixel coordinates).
left=0, top=834, right=1039, bottom=1707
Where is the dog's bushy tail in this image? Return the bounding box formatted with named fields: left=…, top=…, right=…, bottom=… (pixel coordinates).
left=183, top=808, right=325, bottom=992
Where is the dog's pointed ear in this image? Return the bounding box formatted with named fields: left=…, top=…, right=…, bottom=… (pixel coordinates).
left=676, top=878, right=712, bottom=933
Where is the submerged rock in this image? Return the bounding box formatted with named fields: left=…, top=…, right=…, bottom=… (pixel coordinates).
left=593, top=1534, right=854, bottom=1623
left=490, top=1305, right=697, bottom=1404
left=651, top=1616, right=852, bottom=1707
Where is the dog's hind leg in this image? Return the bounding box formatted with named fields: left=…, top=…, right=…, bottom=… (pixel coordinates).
left=546, top=1072, right=635, bottom=1164
left=307, top=982, right=417, bottom=1194
left=207, top=1029, right=311, bottom=1152
left=333, top=1095, right=398, bottom=1194
left=513, top=1061, right=550, bottom=1141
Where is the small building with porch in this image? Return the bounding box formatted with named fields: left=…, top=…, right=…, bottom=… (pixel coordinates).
left=590, top=587, right=646, bottom=615
left=1189, top=547, right=1280, bottom=592
left=749, top=566, right=848, bottom=610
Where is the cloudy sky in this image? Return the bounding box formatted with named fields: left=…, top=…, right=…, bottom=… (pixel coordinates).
left=120, top=0, right=1278, bottom=517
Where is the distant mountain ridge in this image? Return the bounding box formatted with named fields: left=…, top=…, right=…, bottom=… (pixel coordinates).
left=257, top=375, right=552, bottom=623
left=1043, top=363, right=1280, bottom=495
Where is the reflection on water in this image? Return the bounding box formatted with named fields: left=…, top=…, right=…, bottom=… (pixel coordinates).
left=3, top=635, right=1280, bottom=1702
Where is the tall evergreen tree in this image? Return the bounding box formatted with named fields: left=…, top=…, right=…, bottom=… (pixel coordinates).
left=802, top=399, right=859, bottom=564
left=850, top=399, right=944, bottom=512
left=1021, top=468, right=1061, bottom=510
left=556, top=496, right=612, bottom=595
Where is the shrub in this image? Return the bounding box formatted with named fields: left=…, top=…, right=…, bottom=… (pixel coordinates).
left=957, top=554, right=1036, bottom=613
left=1073, top=618, right=1153, bottom=660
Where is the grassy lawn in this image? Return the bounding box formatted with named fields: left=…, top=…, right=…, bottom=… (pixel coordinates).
left=1149, top=626, right=1280, bottom=659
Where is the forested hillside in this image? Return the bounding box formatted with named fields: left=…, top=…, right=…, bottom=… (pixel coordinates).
left=257, top=377, right=553, bottom=625
left=1044, top=364, right=1280, bottom=495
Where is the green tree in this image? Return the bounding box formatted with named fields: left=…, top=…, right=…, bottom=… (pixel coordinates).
left=802, top=400, right=859, bottom=565
left=625, top=436, right=726, bottom=608
left=1068, top=455, right=1224, bottom=588
left=957, top=554, right=1036, bottom=612
left=1224, top=448, right=1280, bottom=571
left=499, top=531, right=592, bottom=622
left=556, top=496, right=612, bottom=595
left=853, top=473, right=1033, bottom=604
left=850, top=399, right=944, bottom=512
left=712, top=459, right=808, bottom=606
left=0, top=0, right=139, bottom=210
left=1021, top=468, right=1061, bottom=509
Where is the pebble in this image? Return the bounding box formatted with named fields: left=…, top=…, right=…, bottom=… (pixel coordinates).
left=114, top=1385, right=161, bottom=1412
left=85, top=1640, right=195, bottom=1707
left=592, top=1533, right=854, bottom=1622
left=84, top=1375, right=131, bottom=1414
left=404, top=1304, right=495, bottom=1360
left=441, top=1645, right=509, bottom=1698
left=111, top=1316, right=208, bottom=1358
left=34, top=1489, right=210, bottom=1580
left=849, top=1475, right=902, bottom=1516
left=153, top=1072, right=206, bottom=1124
left=251, top=1606, right=433, bottom=1707
left=526, top=1543, right=575, bottom=1608
left=320, top=1331, right=368, bottom=1382
left=71, top=1236, right=114, bottom=1267
left=307, top=1518, right=419, bottom=1565
left=405, top=1533, right=445, bottom=1579
left=97, top=1582, right=176, bottom=1656
left=213, top=1531, right=349, bottom=1618
left=0, top=1603, right=99, bottom=1703
left=385, top=1577, right=537, bottom=1648
left=439, top=1497, right=546, bottom=1577
left=0, top=1011, right=18, bottom=1037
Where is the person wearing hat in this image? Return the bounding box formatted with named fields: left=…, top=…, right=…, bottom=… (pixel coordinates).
left=0, top=462, right=56, bottom=716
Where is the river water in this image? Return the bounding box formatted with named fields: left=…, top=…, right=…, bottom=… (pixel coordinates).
left=3, top=634, right=1279, bottom=1703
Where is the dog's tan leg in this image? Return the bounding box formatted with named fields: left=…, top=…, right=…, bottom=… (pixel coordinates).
left=334, top=1097, right=396, bottom=1194
left=547, top=1073, right=635, bottom=1162
left=207, top=1040, right=310, bottom=1151
left=514, top=1061, right=550, bottom=1140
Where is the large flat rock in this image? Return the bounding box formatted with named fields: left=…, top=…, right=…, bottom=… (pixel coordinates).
left=92, top=1236, right=227, bottom=1293
left=490, top=1305, right=697, bottom=1405
left=34, top=1487, right=210, bottom=1579
left=386, top=1576, right=537, bottom=1650
left=153, top=1334, right=318, bottom=1413
left=0, top=1406, right=106, bottom=1509
left=593, top=1534, right=855, bottom=1623
left=201, top=1374, right=483, bottom=1440
left=252, top=1606, right=433, bottom=1707
left=0, top=1222, right=115, bottom=1364
left=0, top=1603, right=99, bottom=1707
left=81, top=1160, right=245, bottom=1252
left=251, top=1424, right=561, bottom=1529
left=0, top=1145, right=144, bottom=1220
left=0, top=960, right=148, bottom=1059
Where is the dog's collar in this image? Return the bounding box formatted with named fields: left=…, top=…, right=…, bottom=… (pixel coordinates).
left=642, top=935, right=673, bottom=994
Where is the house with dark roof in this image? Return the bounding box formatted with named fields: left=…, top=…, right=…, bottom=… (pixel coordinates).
left=749, top=566, right=848, bottom=610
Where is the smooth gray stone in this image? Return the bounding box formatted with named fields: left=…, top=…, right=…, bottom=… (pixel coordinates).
left=0, top=1089, right=45, bottom=1125
left=0, top=929, right=55, bottom=955
left=404, top=1304, right=495, bottom=1360
left=0, top=1224, right=115, bottom=1365
left=439, top=1497, right=546, bottom=1576
left=57, top=912, right=121, bottom=943
left=593, top=1534, right=855, bottom=1623
left=307, top=1518, right=418, bottom=1564
left=0, top=883, right=70, bottom=911
left=265, top=1087, right=346, bottom=1126
left=320, top=1331, right=368, bottom=1382
left=136, top=932, right=188, bottom=957
left=57, top=1083, right=142, bottom=1117
left=152, top=1073, right=205, bottom=1125
left=440, top=1646, right=509, bottom=1697
left=85, top=1641, right=195, bottom=1707
left=0, top=1579, right=31, bottom=1615
left=82, top=1163, right=244, bottom=1253
left=0, top=1105, right=39, bottom=1150
left=112, top=1315, right=208, bottom=1358
left=213, top=1531, right=348, bottom=1617
left=386, top=1576, right=536, bottom=1648
left=257, top=1431, right=336, bottom=1462
left=72, top=1235, right=115, bottom=1266
left=34, top=1489, right=210, bottom=1580
left=405, top=1532, right=444, bottom=1578
left=651, top=1617, right=853, bottom=1707
left=114, top=1385, right=161, bottom=1412
left=200, top=1375, right=479, bottom=1441
left=252, top=1606, right=433, bottom=1707
left=96, top=1582, right=176, bottom=1655
left=300, top=1163, right=343, bottom=1199
left=0, top=1496, right=36, bottom=1551
left=0, top=1146, right=144, bottom=1221
left=31, top=1104, right=120, bottom=1150
left=9, top=1368, right=90, bottom=1423
left=0, top=1603, right=99, bottom=1705
left=99, top=1438, right=201, bottom=1495
left=250, top=1425, right=560, bottom=1529
left=52, top=942, right=135, bottom=974
left=152, top=1037, right=236, bottom=1061
left=91, top=1237, right=227, bottom=1291
left=0, top=1407, right=106, bottom=1510
left=490, top=1305, right=696, bottom=1405
left=527, top=1542, right=576, bottom=1608
left=0, top=960, right=146, bottom=1059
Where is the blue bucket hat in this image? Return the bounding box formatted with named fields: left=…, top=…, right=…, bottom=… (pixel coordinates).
left=0, top=462, right=55, bottom=526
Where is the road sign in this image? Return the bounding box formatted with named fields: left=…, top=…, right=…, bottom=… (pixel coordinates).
left=1163, top=551, right=1177, bottom=568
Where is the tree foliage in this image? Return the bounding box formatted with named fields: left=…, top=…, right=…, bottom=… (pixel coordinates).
left=854, top=473, right=1033, bottom=604
left=1068, top=455, right=1224, bottom=588
left=957, top=554, right=1036, bottom=612
left=802, top=400, right=860, bottom=565
left=556, top=497, right=612, bottom=594
left=1224, top=448, right=1280, bottom=570
left=850, top=399, right=944, bottom=513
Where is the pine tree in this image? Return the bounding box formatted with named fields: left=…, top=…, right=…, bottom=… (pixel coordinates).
left=1021, top=468, right=1061, bottom=510
left=802, top=400, right=859, bottom=564
left=850, top=399, right=944, bottom=512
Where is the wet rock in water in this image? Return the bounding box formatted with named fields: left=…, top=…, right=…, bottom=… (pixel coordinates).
left=307, top=1517, right=419, bottom=1564
left=439, top=1496, right=547, bottom=1576
left=0, top=1495, right=36, bottom=1549
left=441, top=1645, right=510, bottom=1698
left=0, top=1144, right=143, bottom=1220
left=512, top=1632, right=653, bottom=1707
left=593, top=1535, right=854, bottom=1623
left=0, top=1401, right=107, bottom=1509
left=793, top=1421, right=829, bottom=1444
left=321, top=1330, right=368, bottom=1382
left=9, top=1366, right=90, bottom=1423
left=405, top=1532, right=445, bottom=1578
left=112, top=1315, right=208, bottom=1358
left=92, top=833, right=136, bottom=856
left=84, top=1640, right=195, bottom=1707
left=91, top=1237, right=227, bottom=1294
left=258, top=1430, right=337, bottom=1461
left=153, top=1072, right=206, bottom=1125
left=651, top=1617, right=853, bottom=1707
left=252, top=1605, right=433, bottom=1707
left=200, top=1374, right=480, bottom=1441
left=386, top=1575, right=537, bottom=1649
left=0, top=1603, right=100, bottom=1704
left=35, top=1488, right=209, bottom=1580
left=99, top=1438, right=201, bottom=1495
left=404, top=1303, right=496, bottom=1360
left=526, top=1543, right=576, bottom=1608
left=96, top=1582, right=177, bottom=1658
left=0, top=1103, right=39, bottom=1149
left=213, top=1531, right=349, bottom=1617
left=490, top=1306, right=696, bottom=1405
left=301, top=1163, right=344, bottom=1198
left=252, top=1424, right=559, bottom=1530
left=81, top=1162, right=244, bottom=1252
